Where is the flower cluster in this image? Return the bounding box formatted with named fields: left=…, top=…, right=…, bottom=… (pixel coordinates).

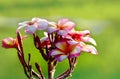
left=2, top=17, right=98, bottom=79
left=16, top=17, right=97, bottom=61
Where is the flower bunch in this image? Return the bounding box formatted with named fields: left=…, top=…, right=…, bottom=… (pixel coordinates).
left=2, top=17, right=98, bottom=79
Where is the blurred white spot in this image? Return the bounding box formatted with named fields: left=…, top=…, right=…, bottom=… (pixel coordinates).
left=0, top=16, right=27, bottom=27
left=73, top=18, right=110, bottom=35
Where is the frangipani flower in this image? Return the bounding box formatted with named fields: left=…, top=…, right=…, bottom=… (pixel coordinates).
left=68, top=30, right=98, bottom=55
left=17, top=17, right=49, bottom=34
left=68, top=30, right=96, bottom=46
left=2, top=36, right=27, bottom=49
left=79, top=42, right=98, bottom=55
left=49, top=40, right=81, bottom=61
left=1, top=17, right=98, bottom=79
left=40, top=36, right=50, bottom=48
left=2, top=37, right=18, bottom=49
left=57, top=18, right=75, bottom=35
left=47, top=18, right=75, bottom=35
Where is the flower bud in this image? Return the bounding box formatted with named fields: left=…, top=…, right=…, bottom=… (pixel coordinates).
left=2, top=37, right=18, bottom=49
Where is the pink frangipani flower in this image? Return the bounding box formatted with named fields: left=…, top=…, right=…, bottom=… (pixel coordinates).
left=47, top=18, right=75, bottom=35
left=1, top=17, right=98, bottom=79
left=49, top=40, right=81, bottom=61
left=68, top=30, right=98, bottom=55
left=17, top=18, right=49, bottom=34
left=2, top=37, right=18, bottom=48
left=2, top=36, right=27, bottom=49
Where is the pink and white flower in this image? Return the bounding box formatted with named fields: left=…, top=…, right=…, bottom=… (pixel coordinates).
left=17, top=17, right=49, bottom=34
left=47, top=18, right=75, bottom=35
left=49, top=40, right=81, bottom=61
left=68, top=30, right=98, bottom=55
left=2, top=36, right=27, bottom=49
left=2, top=37, right=18, bottom=48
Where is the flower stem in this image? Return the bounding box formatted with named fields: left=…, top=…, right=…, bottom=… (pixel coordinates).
left=48, top=60, right=56, bottom=79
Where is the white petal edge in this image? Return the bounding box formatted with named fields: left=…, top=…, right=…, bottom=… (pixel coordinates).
left=82, top=45, right=98, bottom=55
left=81, top=37, right=97, bottom=46
left=50, top=49, right=64, bottom=56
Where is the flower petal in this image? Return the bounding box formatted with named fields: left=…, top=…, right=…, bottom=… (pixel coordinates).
left=55, top=41, right=67, bottom=50
left=18, top=21, right=29, bottom=26
left=57, top=30, right=68, bottom=36
left=58, top=18, right=69, bottom=26
left=67, top=40, right=79, bottom=45
left=2, top=37, right=17, bottom=48
left=69, top=53, right=80, bottom=58
left=40, top=37, right=49, bottom=43
left=46, top=27, right=57, bottom=34
left=17, top=21, right=29, bottom=32
left=48, top=22, right=56, bottom=27
left=69, top=46, right=81, bottom=58
left=25, top=25, right=37, bottom=34
left=82, top=45, right=98, bottom=55
left=63, top=21, right=75, bottom=31
left=81, top=37, right=97, bottom=46
left=79, top=30, right=90, bottom=36
left=55, top=55, right=68, bottom=62
left=31, top=17, right=42, bottom=22
left=37, top=21, right=48, bottom=30
left=49, top=49, right=64, bottom=56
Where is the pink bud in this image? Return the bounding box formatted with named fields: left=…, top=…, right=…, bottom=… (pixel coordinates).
left=2, top=37, right=18, bottom=49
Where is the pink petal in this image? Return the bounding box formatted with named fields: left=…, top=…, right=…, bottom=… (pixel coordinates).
left=49, top=49, right=64, bottom=56
left=82, top=45, right=98, bottom=55
left=55, top=41, right=67, bottom=50
left=25, top=25, right=37, bottom=34
left=55, top=55, right=68, bottom=62
left=79, top=30, right=90, bottom=35
left=57, top=30, right=68, bottom=36
left=81, top=37, right=97, bottom=46
left=2, top=37, right=14, bottom=45
left=58, top=19, right=69, bottom=26
left=2, top=37, right=18, bottom=48
left=63, top=21, right=75, bottom=31
left=69, top=46, right=81, bottom=58
left=37, top=21, right=48, bottom=30
left=69, top=53, right=80, bottom=58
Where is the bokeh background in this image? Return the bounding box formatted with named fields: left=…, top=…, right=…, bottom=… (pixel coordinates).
left=0, top=0, right=120, bottom=79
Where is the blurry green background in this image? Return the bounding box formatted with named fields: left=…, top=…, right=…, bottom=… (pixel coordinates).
left=0, top=0, right=120, bottom=79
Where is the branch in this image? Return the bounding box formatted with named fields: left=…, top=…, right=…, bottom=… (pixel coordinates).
left=33, top=34, right=48, bottom=61
left=55, top=58, right=77, bottom=79
left=35, top=63, right=45, bottom=79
